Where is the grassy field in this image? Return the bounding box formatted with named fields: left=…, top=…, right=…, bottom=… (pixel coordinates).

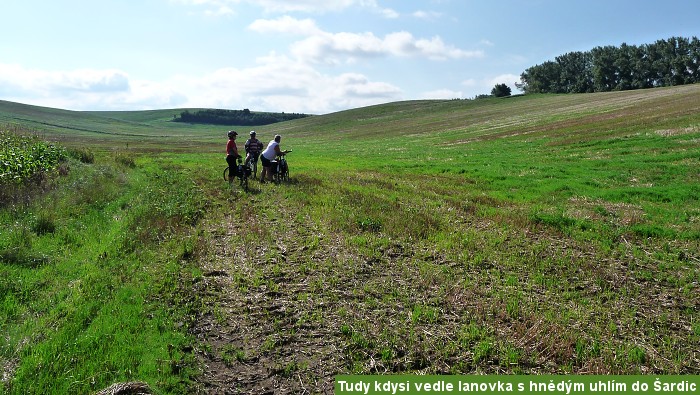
left=1, top=84, right=699, bottom=393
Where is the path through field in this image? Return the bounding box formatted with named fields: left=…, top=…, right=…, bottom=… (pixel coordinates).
left=190, top=186, right=351, bottom=394
left=187, top=175, right=496, bottom=393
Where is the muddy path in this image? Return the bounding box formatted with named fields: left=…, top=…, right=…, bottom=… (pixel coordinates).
left=189, top=189, right=352, bottom=394
left=185, top=180, right=469, bottom=393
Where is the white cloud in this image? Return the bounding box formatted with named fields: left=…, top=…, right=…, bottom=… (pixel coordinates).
left=0, top=64, right=180, bottom=110
left=0, top=3, right=490, bottom=113
left=378, top=7, right=399, bottom=19
left=250, top=16, right=481, bottom=63
left=249, top=0, right=357, bottom=13
left=174, top=0, right=397, bottom=17
left=288, top=29, right=483, bottom=63
left=122, top=80, right=189, bottom=109
left=334, top=73, right=402, bottom=99
left=248, top=16, right=322, bottom=36
left=412, top=10, right=442, bottom=20
left=179, top=54, right=402, bottom=113
left=0, top=64, right=130, bottom=95
left=254, top=0, right=399, bottom=17
left=203, top=5, right=235, bottom=16
left=386, top=32, right=483, bottom=60
left=291, top=32, right=383, bottom=64
left=171, top=0, right=238, bottom=16
left=0, top=57, right=401, bottom=113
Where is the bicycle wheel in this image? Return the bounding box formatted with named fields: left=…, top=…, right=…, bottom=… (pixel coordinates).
left=239, top=174, right=249, bottom=191
left=252, top=160, right=258, bottom=178
left=223, top=167, right=230, bottom=181
left=279, top=161, right=289, bottom=182
left=281, top=167, right=289, bottom=182
left=275, top=169, right=284, bottom=183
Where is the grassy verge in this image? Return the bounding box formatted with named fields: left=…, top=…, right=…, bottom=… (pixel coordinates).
left=1, top=150, right=206, bottom=394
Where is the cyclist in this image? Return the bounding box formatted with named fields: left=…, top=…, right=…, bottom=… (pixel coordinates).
left=244, top=130, right=263, bottom=169
left=260, top=134, right=290, bottom=182
left=225, top=130, right=241, bottom=184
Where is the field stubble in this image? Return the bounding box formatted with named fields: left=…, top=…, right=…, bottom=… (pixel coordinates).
left=189, top=167, right=699, bottom=393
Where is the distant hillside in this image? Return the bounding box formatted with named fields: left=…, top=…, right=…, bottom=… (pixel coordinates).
left=0, top=101, right=313, bottom=150
left=2, top=84, right=700, bottom=152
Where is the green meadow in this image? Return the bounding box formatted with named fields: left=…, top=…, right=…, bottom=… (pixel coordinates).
left=1, top=85, right=699, bottom=393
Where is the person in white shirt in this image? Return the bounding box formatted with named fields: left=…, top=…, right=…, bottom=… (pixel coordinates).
left=259, top=134, right=290, bottom=182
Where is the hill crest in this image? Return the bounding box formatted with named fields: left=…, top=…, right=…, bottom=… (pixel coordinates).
left=2, top=84, right=700, bottom=151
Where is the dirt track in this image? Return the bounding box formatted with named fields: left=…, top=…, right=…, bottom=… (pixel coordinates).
left=191, top=196, right=347, bottom=394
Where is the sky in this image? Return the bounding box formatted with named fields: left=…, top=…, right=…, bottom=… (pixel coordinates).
left=1, top=0, right=699, bottom=115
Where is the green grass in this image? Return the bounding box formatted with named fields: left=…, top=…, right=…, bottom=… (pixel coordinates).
left=1, top=84, right=700, bottom=392
left=1, top=152, right=206, bottom=393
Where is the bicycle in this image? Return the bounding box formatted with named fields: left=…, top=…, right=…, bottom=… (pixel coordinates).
left=245, top=153, right=259, bottom=178
left=223, top=157, right=252, bottom=191
left=271, top=150, right=291, bottom=183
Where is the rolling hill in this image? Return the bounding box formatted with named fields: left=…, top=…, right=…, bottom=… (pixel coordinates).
left=2, top=83, right=699, bottom=149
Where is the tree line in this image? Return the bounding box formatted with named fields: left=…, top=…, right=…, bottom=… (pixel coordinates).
left=173, top=108, right=310, bottom=126
left=518, top=36, right=700, bottom=94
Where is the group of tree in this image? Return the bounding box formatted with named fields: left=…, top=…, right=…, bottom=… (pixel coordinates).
left=517, top=36, right=700, bottom=94
left=173, top=108, right=310, bottom=126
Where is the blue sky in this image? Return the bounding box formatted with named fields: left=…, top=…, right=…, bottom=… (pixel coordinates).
left=1, top=0, right=699, bottom=114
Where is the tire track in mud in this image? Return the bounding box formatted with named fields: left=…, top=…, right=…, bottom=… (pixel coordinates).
left=190, top=193, right=348, bottom=394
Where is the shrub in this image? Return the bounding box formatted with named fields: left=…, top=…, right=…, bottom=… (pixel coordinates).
left=0, top=130, right=67, bottom=185
left=32, top=212, right=57, bottom=235
left=68, top=147, right=95, bottom=164
left=114, top=151, right=136, bottom=168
